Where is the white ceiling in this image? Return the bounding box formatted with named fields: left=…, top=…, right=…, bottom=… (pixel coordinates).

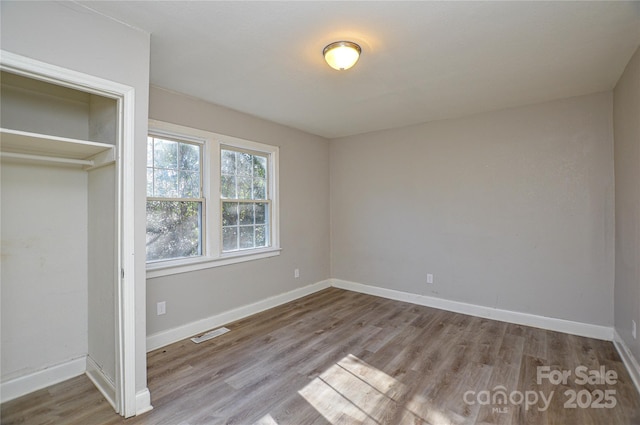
left=79, top=1, right=640, bottom=139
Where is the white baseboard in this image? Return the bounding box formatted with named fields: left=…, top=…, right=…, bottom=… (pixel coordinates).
left=146, top=280, right=332, bottom=351
left=85, top=356, right=116, bottom=411
left=135, top=387, right=153, bottom=415
left=331, top=279, right=614, bottom=341
left=613, top=330, right=640, bottom=396
left=0, top=356, right=86, bottom=403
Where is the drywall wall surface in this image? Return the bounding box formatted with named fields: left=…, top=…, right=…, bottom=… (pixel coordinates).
left=88, top=95, right=118, bottom=145
left=87, top=165, right=117, bottom=384
left=331, top=92, right=615, bottom=326
left=0, top=71, right=90, bottom=140
left=146, top=86, right=330, bottom=336
left=1, top=162, right=88, bottom=381
left=1, top=0, right=151, bottom=395
left=614, top=45, right=640, bottom=361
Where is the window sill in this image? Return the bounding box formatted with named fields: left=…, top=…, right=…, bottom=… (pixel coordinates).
left=146, top=248, right=281, bottom=279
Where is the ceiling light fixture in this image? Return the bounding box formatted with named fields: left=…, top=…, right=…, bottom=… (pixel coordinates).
left=323, top=41, right=361, bottom=71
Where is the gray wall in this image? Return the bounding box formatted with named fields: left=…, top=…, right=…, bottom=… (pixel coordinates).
left=1, top=0, right=151, bottom=394
left=1, top=163, right=88, bottom=381
left=614, top=45, right=640, bottom=361
left=331, top=92, right=615, bottom=326
left=88, top=165, right=117, bottom=383
left=0, top=71, right=90, bottom=139
left=146, top=87, right=330, bottom=336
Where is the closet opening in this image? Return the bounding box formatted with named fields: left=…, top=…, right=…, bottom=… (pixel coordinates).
left=1, top=52, right=139, bottom=417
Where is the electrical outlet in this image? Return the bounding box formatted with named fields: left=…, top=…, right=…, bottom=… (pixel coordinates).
left=157, top=301, right=166, bottom=316
left=633, top=320, right=637, bottom=340
left=427, top=274, right=434, bottom=284
left=294, top=268, right=300, bottom=278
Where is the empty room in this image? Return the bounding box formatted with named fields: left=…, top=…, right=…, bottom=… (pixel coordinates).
left=1, top=1, right=640, bottom=424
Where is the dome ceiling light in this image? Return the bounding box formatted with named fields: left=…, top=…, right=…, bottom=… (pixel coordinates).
left=323, top=41, right=362, bottom=71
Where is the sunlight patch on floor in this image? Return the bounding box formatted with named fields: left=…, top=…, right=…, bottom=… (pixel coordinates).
left=253, top=413, right=279, bottom=425
left=295, top=354, right=453, bottom=424
left=405, top=393, right=462, bottom=425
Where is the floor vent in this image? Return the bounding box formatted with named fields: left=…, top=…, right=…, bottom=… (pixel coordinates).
left=191, top=327, right=230, bottom=344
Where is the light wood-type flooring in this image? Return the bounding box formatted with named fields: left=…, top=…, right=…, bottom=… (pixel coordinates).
left=2, top=288, right=640, bottom=424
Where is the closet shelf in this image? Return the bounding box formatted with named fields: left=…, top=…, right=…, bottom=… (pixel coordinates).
left=0, top=128, right=115, bottom=168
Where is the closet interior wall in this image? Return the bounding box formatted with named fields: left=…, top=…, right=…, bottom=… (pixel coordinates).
left=0, top=71, right=117, bottom=401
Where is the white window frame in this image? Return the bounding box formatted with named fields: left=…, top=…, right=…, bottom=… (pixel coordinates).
left=146, top=120, right=280, bottom=278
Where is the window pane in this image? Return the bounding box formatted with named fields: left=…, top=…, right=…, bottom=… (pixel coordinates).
left=179, top=171, right=200, bottom=198
left=239, top=203, right=254, bottom=225
left=221, top=175, right=236, bottom=199
left=146, top=200, right=202, bottom=261
left=147, top=167, right=154, bottom=196
left=153, top=138, right=178, bottom=169
left=253, top=177, right=266, bottom=200
left=222, top=202, right=238, bottom=226
left=253, top=155, right=267, bottom=178
left=147, top=137, right=154, bottom=167
left=255, top=225, right=267, bottom=247
left=237, top=152, right=252, bottom=176
left=221, top=150, right=236, bottom=175
left=223, top=227, right=238, bottom=251
left=239, top=226, right=254, bottom=249
left=254, top=203, right=266, bottom=224
left=154, top=169, right=178, bottom=197
left=237, top=177, right=252, bottom=199
left=179, top=143, right=200, bottom=172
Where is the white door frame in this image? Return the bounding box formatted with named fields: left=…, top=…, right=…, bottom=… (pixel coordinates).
left=0, top=50, right=139, bottom=417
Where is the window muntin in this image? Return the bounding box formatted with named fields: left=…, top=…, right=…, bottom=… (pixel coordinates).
left=220, top=148, right=270, bottom=252
left=146, top=135, right=204, bottom=262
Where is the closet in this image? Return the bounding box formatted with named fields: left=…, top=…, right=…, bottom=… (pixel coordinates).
left=0, top=70, right=120, bottom=409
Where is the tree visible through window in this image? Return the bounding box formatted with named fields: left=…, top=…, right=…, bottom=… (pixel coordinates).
left=221, top=148, right=269, bottom=252
left=146, top=136, right=203, bottom=262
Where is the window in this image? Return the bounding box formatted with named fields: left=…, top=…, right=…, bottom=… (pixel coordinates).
left=221, top=148, right=269, bottom=252
left=146, top=135, right=204, bottom=262
left=146, top=120, right=280, bottom=277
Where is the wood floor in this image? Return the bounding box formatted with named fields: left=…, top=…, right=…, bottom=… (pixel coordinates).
left=2, top=288, right=639, bottom=425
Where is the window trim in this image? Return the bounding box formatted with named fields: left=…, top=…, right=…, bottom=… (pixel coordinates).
left=146, top=120, right=280, bottom=278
